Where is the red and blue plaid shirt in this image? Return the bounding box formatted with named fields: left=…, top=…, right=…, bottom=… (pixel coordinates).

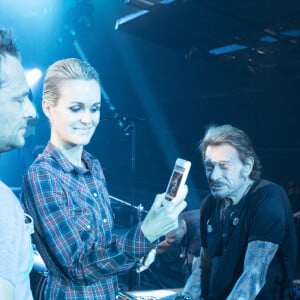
left=21, top=143, right=154, bottom=299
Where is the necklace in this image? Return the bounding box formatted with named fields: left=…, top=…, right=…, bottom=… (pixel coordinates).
left=220, top=181, right=253, bottom=220
left=220, top=198, right=232, bottom=220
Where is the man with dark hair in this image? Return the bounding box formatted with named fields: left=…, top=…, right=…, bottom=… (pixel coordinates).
left=176, top=124, right=297, bottom=300
left=0, top=28, right=36, bottom=299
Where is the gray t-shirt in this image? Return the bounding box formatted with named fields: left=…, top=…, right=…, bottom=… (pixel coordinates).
left=0, top=181, right=34, bottom=300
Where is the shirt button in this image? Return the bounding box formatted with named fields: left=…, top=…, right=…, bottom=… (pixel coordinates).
left=103, top=219, right=107, bottom=223
left=87, top=224, right=91, bottom=230
left=93, top=192, right=97, bottom=197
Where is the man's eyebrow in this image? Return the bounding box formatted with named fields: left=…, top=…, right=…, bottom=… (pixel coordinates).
left=204, top=159, right=229, bottom=164
left=13, top=90, right=30, bottom=100
left=219, top=160, right=230, bottom=164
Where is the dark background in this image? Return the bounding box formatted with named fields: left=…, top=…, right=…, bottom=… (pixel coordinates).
left=0, top=0, right=299, bottom=219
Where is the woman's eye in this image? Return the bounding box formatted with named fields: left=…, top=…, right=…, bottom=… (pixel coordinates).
left=69, top=106, right=81, bottom=112
left=91, top=106, right=100, bottom=113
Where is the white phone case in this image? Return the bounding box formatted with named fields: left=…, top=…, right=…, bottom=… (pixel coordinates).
left=163, top=158, right=191, bottom=205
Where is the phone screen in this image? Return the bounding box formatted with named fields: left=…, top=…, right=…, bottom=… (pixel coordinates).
left=165, top=166, right=185, bottom=201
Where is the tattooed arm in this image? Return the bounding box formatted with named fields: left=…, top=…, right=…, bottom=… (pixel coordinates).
left=178, top=247, right=210, bottom=299
left=226, top=240, right=278, bottom=300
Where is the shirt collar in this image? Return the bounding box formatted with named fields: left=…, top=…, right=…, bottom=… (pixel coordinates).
left=43, top=142, right=96, bottom=174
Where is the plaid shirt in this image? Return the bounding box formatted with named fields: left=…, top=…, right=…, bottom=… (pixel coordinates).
left=21, top=143, right=154, bottom=300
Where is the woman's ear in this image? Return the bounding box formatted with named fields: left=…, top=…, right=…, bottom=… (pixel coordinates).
left=42, top=99, right=51, bottom=118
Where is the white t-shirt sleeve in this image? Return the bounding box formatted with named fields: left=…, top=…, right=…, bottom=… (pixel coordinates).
left=0, top=182, right=23, bottom=285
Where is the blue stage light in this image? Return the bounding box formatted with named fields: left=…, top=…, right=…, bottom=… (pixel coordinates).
left=209, top=44, right=248, bottom=55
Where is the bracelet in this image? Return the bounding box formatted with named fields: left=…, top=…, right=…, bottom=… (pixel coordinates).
left=174, top=292, right=192, bottom=300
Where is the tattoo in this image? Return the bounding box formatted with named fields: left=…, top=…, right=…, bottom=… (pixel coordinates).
left=226, top=240, right=278, bottom=300
left=183, top=267, right=201, bottom=299
left=182, top=255, right=201, bottom=299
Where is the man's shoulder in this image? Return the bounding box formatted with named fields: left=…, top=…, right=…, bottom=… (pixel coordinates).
left=0, top=181, right=23, bottom=225
left=200, top=194, right=214, bottom=209
left=252, top=179, right=284, bottom=194
left=0, top=181, right=20, bottom=205
left=250, top=179, right=289, bottom=207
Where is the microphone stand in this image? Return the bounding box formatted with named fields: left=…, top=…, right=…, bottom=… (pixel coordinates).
left=124, top=121, right=137, bottom=228
left=105, top=117, right=146, bottom=226
left=106, top=117, right=145, bottom=290
left=110, top=195, right=147, bottom=290
left=112, top=118, right=142, bottom=290
left=109, top=195, right=148, bottom=215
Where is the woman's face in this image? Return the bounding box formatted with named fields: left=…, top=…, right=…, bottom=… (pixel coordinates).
left=44, top=79, right=101, bottom=149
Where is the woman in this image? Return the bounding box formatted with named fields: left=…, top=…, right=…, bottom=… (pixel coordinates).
left=21, top=58, right=187, bottom=299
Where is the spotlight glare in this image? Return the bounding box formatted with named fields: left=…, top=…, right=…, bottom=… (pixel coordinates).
left=25, top=68, right=42, bottom=87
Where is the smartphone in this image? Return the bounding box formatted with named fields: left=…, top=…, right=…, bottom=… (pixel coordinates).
left=163, top=158, right=191, bottom=205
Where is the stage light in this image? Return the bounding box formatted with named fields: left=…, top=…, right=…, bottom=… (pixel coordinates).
left=209, top=44, right=248, bottom=55
left=25, top=68, right=42, bottom=88
left=115, top=0, right=175, bottom=29
left=260, top=36, right=279, bottom=43
left=125, top=0, right=175, bottom=9
left=126, top=0, right=162, bottom=10
left=115, top=10, right=149, bottom=30
left=280, top=29, right=300, bottom=37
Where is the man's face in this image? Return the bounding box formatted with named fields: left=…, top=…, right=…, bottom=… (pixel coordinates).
left=0, top=55, right=36, bottom=152
left=204, top=144, right=249, bottom=202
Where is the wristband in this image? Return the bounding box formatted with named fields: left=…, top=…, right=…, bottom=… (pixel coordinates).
left=174, top=292, right=192, bottom=300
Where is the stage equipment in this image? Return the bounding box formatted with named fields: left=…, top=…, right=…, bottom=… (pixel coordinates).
left=110, top=193, right=148, bottom=289
left=125, top=0, right=167, bottom=10
left=117, top=288, right=181, bottom=300
left=294, top=279, right=300, bottom=299
left=104, top=116, right=148, bottom=224
left=110, top=195, right=148, bottom=216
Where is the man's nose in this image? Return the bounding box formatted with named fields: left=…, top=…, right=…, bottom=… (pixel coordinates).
left=210, top=166, right=221, bottom=181
left=24, top=97, right=37, bottom=119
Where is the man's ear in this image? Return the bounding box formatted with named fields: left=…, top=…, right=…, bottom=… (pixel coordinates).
left=242, top=157, right=254, bottom=177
